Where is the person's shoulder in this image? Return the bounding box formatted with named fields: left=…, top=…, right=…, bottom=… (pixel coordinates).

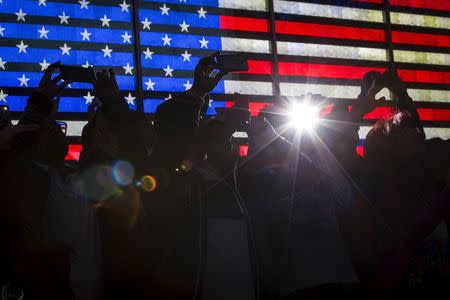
left=155, top=93, right=196, bottom=112
left=426, top=138, right=450, bottom=158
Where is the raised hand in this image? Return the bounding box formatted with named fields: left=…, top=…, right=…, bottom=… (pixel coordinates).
left=351, top=71, right=386, bottom=119
left=384, top=70, right=409, bottom=99
left=94, top=69, right=121, bottom=103
left=37, top=61, right=72, bottom=99
left=191, top=52, right=227, bottom=97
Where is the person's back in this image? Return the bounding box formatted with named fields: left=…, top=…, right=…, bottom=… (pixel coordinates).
left=154, top=93, right=206, bottom=169
left=363, top=112, right=450, bottom=287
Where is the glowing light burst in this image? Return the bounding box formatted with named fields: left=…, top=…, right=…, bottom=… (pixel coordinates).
left=288, top=102, right=320, bottom=131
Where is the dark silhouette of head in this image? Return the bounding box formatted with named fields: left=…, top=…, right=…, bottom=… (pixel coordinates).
left=364, top=110, right=425, bottom=172
left=34, top=120, right=68, bottom=166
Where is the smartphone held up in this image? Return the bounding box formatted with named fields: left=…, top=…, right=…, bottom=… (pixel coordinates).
left=59, top=65, right=97, bottom=83
left=216, top=55, right=249, bottom=73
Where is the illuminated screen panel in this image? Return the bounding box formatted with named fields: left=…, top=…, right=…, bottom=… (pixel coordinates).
left=388, top=0, right=450, bottom=140
left=0, top=0, right=138, bottom=121
left=275, top=0, right=390, bottom=103
left=138, top=0, right=272, bottom=114
left=1, top=0, right=449, bottom=146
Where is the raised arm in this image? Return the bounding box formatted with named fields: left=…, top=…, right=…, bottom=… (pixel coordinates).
left=19, top=62, right=71, bottom=125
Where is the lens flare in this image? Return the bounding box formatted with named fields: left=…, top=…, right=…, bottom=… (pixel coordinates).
left=112, top=160, right=135, bottom=186
left=288, top=102, right=319, bottom=131
left=77, top=165, right=121, bottom=202
left=180, top=159, right=193, bottom=172
left=137, top=175, right=157, bottom=192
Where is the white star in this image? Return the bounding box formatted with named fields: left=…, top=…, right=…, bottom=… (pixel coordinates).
left=183, top=80, right=193, bottom=90
left=164, top=94, right=172, bottom=101
left=179, top=21, right=190, bottom=32
left=37, top=26, right=49, bottom=39
left=141, top=17, right=152, bottom=30
left=0, top=57, right=6, bottom=70
left=15, top=9, right=27, bottom=22
left=83, top=92, right=95, bottom=104
left=39, top=59, right=50, bottom=71
left=123, top=63, right=134, bottom=75
left=101, top=45, right=113, bottom=57
left=0, top=90, right=7, bottom=102
left=181, top=50, right=192, bottom=62
left=145, top=78, right=155, bottom=91
left=18, top=74, right=30, bottom=87
left=197, top=7, right=207, bottom=18
left=82, top=60, right=93, bottom=68
left=179, top=0, right=186, bottom=2
left=124, top=93, right=135, bottom=105
left=199, top=36, right=209, bottom=48
left=0, top=26, right=5, bottom=37
left=58, top=12, right=70, bottom=24
left=80, top=28, right=91, bottom=41
left=60, top=43, right=71, bottom=55
left=143, top=48, right=153, bottom=59
left=119, top=0, right=130, bottom=12
left=163, top=65, right=174, bottom=77
left=161, top=34, right=172, bottom=46
left=38, top=0, right=47, bottom=6
left=79, top=0, right=89, bottom=9
left=16, top=40, right=28, bottom=54
left=160, top=3, right=170, bottom=15
left=121, top=31, right=132, bottom=43
left=100, top=14, right=111, bottom=27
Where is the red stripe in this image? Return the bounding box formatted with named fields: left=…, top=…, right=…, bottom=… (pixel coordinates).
left=65, top=144, right=82, bottom=161
left=362, top=107, right=393, bottom=120
left=356, top=145, right=365, bottom=157
left=278, top=62, right=386, bottom=79
left=361, top=107, right=450, bottom=121
left=220, top=16, right=269, bottom=33
left=241, top=60, right=273, bottom=75
left=397, top=69, right=450, bottom=84
left=226, top=101, right=274, bottom=116
left=392, top=31, right=450, bottom=48
left=417, top=108, right=450, bottom=121
left=275, top=21, right=385, bottom=42
left=239, top=145, right=249, bottom=157
left=389, top=0, right=450, bottom=11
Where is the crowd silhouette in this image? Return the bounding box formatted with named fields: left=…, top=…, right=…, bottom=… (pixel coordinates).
left=0, top=54, right=449, bottom=300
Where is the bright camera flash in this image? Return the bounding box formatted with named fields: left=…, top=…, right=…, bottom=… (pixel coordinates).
left=288, top=103, right=319, bottom=130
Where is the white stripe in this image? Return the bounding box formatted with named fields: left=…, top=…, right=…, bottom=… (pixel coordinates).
left=280, top=82, right=449, bottom=104
left=394, top=50, right=450, bottom=66
left=219, top=0, right=267, bottom=11
left=408, top=89, right=450, bottom=103
left=221, top=37, right=271, bottom=53
left=274, top=0, right=383, bottom=23
left=65, top=121, right=87, bottom=136
left=277, top=42, right=387, bottom=61
left=12, top=120, right=87, bottom=136
left=424, top=128, right=450, bottom=140
left=280, top=82, right=391, bottom=99
left=224, top=80, right=273, bottom=95
left=359, top=126, right=450, bottom=140
left=358, top=126, right=372, bottom=140
left=390, top=12, right=450, bottom=29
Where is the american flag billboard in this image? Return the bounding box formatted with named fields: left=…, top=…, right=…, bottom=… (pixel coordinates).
left=0, top=0, right=449, bottom=159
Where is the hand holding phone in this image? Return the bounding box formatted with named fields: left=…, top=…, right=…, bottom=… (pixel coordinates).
left=38, top=61, right=73, bottom=99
